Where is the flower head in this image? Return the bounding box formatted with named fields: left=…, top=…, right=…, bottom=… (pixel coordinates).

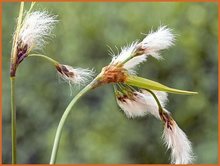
left=115, top=85, right=168, bottom=118
left=107, top=26, right=175, bottom=75
left=115, top=89, right=148, bottom=118
left=93, top=25, right=196, bottom=164
left=139, top=26, right=175, bottom=59
left=56, top=64, right=94, bottom=86
left=163, top=121, right=194, bottom=164
left=10, top=10, right=57, bottom=77
left=114, top=86, right=194, bottom=164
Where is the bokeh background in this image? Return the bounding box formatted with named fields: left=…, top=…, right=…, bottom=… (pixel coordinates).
left=2, top=2, right=218, bottom=164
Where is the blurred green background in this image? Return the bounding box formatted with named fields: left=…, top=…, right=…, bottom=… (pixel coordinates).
left=2, top=2, right=218, bottom=164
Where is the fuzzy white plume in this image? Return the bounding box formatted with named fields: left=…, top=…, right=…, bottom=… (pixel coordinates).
left=57, top=64, right=94, bottom=86
left=115, top=88, right=194, bottom=164
left=19, top=11, right=57, bottom=51
left=111, top=42, right=138, bottom=65
left=163, top=121, right=194, bottom=164
left=123, top=54, right=147, bottom=74
left=116, top=90, right=168, bottom=118
left=140, top=26, right=175, bottom=59
left=116, top=91, right=147, bottom=118
left=110, top=42, right=147, bottom=73
left=109, top=26, right=175, bottom=74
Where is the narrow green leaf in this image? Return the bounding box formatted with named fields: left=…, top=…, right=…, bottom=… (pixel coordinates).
left=125, top=75, right=198, bottom=95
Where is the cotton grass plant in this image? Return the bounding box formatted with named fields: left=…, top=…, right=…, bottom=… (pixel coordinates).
left=9, top=2, right=197, bottom=164
left=9, top=2, right=93, bottom=163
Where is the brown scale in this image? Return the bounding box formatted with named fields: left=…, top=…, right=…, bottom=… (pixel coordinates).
left=10, top=41, right=28, bottom=77
left=117, top=92, right=138, bottom=103
left=56, top=65, right=75, bottom=78
left=117, top=95, right=127, bottom=103
left=159, top=112, right=174, bottom=130
left=17, top=44, right=28, bottom=64
left=100, top=65, right=127, bottom=84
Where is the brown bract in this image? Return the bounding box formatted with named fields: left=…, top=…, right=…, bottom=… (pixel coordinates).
left=93, top=64, right=128, bottom=88
left=160, top=111, right=174, bottom=130
left=56, top=64, right=75, bottom=78
left=10, top=40, right=29, bottom=77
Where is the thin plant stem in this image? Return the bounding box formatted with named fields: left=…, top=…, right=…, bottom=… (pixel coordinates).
left=145, top=89, right=163, bottom=113
left=10, top=2, right=24, bottom=164
left=50, top=76, right=100, bottom=164
left=10, top=77, right=16, bottom=164
left=28, top=54, right=59, bottom=66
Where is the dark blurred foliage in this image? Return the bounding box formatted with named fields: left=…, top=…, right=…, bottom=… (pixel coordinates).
left=2, top=2, right=218, bottom=164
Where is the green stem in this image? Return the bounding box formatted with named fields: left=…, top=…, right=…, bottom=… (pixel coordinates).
left=10, top=77, right=16, bottom=164
left=145, top=89, right=163, bottom=114
left=145, top=89, right=173, bottom=124
left=28, top=54, right=59, bottom=66
left=49, top=77, right=100, bottom=164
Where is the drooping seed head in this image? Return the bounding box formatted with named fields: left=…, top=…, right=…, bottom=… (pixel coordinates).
left=56, top=64, right=94, bottom=86
left=163, top=121, right=195, bottom=164
left=115, top=88, right=169, bottom=118
left=116, top=90, right=148, bottom=118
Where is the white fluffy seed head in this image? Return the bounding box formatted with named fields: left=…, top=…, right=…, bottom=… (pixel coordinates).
left=19, top=11, right=57, bottom=51
left=110, top=42, right=147, bottom=74
left=109, top=26, right=175, bottom=74
left=140, top=26, right=175, bottom=59
left=116, top=90, right=168, bottom=118
left=57, top=64, right=94, bottom=86
left=116, top=91, right=148, bottom=118
left=163, top=121, right=194, bottom=164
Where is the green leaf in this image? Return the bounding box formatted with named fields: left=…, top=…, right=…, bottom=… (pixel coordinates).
left=125, top=75, right=198, bottom=95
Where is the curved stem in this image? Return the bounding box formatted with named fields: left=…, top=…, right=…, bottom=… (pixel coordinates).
left=145, top=89, right=173, bottom=125
left=50, top=76, right=100, bottom=164
left=28, top=54, right=59, bottom=66
left=145, top=89, right=163, bottom=112
left=10, top=77, right=16, bottom=164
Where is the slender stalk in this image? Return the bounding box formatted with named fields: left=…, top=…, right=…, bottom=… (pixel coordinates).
left=145, top=89, right=173, bottom=124
left=28, top=54, right=59, bottom=66
left=10, top=77, right=16, bottom=164
left=50, top=76, right=100, bottom=164
left=145, top=89, right=163, bottom=113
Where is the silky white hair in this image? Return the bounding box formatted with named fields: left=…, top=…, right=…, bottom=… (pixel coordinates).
left=116, top=89, right=194, bottom=164
left=110, top=26, right=175, bottom=74
left=19, top=11, right=57, bottom=51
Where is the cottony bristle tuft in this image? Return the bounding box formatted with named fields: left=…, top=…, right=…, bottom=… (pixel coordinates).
left=116, top=91, right=148, bottom=118
left=116, top=89, right=168, bottom=118
left=109, top=26, right=175, bottom=74
left=163, top=121, right=195, bottom=164
left=18, top=11, right=57, bottom=51
left=140, top=26, right=175, bottom=59
left=57, top=64, right=94, bottom=86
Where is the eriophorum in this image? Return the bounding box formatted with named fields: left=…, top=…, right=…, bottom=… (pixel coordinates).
left=56, top=64, right=95, bottom=86
left=96, top=25, right=194, bottom=164
left=10, top=10, right=57, bottom=76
